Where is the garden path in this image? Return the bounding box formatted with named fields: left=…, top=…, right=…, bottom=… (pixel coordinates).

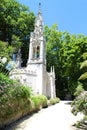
left=5, top=101, right=83, bottom=130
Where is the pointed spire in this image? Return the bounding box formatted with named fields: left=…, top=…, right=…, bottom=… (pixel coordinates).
left=37, top=2, right=43, bottom=24
left=35, top=2, right=43, bottom=28
left=38, top=2, right=41, bottom=15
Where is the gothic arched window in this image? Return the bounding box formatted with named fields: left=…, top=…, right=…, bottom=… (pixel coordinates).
left=36, top=46, right=40, bottom=58
left=32, top=46, right=40, bottom=59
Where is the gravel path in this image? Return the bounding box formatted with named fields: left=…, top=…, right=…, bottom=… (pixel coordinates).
left=4, top=101, right=83, bottom=130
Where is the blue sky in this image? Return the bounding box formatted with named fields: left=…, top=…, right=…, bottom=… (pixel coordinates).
left=18, top=0, right=87, bottom=35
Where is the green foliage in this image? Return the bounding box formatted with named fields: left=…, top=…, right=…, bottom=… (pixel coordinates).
left=74, top=82, right=84, bottom=96
left=79, top=72, right=87, bottom=81
left=11, top=85, right=32, bottom=100
left=50, top=97, right=60, bottom=105
left=0, top=73, right=33, bottom=119
left=60, top=34, right=87, bottom=94
left=71, top=91, right=87, bottom=116
left=0, top=0, right=35, bottom=66
left=31, top=95, right=48, bottom=111
left=82, top=52, right=87, bottom=60
left=0, top=73, right=14, bottom=98
left=79, top=58, right=87, bottom=90
left=11, top=35, right=22, bottom=52
left=37, top=95, right=48, bottom=108
left=31, top=95, right=42, bottom=111
left=71, top=54, right=87, bottom=128
left=0, top=0, right=21, bottom=42
left=80, top=60, right=87, bottom=69
left=45, top=24, right=62, bottom=71
left=45, top=24, right=87, bottom=97
left=0, top=41, right=13, bottom=59
left=0, top=73, right=61, bottom=127
left=71, top=91, right=87, bottom=128
left=75, top=116, right=87, bottom=129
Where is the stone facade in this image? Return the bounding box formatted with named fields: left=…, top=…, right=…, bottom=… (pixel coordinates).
left=10, top=3, right=56, bottom=98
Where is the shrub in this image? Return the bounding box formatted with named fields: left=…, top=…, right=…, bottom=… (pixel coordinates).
left=50, top=97, right=60, bottom=105
left=11, top=85, right=32, bottom=100
left=38, top=95, right=48, bottom=108
left=0, top=73, right=14, bottom=87
left=71, top=91, right=87, bottom=128
left=71, top=91, right=87, bottom=115
left=0, top=73, right=33, bottom=120
left=31, top=95, right=42, bottom=112
left=74, top=82, right=84, bottom=96
left=31, top=95, right=48, bottom=112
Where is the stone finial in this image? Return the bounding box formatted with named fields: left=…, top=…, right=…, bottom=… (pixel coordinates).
left=39, top=2, right=41, bottom=6
left=38, top=2, right=41, bottom=14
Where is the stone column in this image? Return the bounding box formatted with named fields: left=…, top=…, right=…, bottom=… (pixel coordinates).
left=50, top=75, right=54, bottom=98
left=28, top=39, right=33, bottom=63
left=40, top=37, right=44, bottom=62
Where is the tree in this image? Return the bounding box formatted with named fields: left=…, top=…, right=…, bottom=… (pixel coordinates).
left=44, top=24, right=87, bottom=98
left=59, top=34, right=87, bottom=96
left=0, top=0, right=35, bottom=66
left=78, top=52, right=87, bottom=90
left=0, top=41, right=13, bottom=74
left=44, top=24, right=66, bottom=99
left=0, top=0, right=20, bottom=43
left=0, top=41, right=13, bottom=59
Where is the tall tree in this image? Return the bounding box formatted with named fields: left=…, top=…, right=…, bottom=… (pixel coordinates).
left=0, top=0, right=35, bottom=66
left=60, top=34, right=87, bottom=94
left=44, top=24, right=64, bottom=98
left=44, top=25, right=87, bottom=98
left=79, top=52, right=87, bottom=90
left=0, top=41, right=13, bottom=59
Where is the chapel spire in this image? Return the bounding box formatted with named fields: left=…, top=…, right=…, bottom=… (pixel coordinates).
left=35, top=2, right=43, bottom=28
left=38, top=2, right=41, bottom=14
left=27, top=2, right=46, bottom=65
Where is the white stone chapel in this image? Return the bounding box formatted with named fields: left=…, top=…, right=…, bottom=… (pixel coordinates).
left=10, top=3, right=56, bottom=98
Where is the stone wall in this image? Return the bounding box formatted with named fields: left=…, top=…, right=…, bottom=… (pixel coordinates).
left=10, top=68, right=37, bottom=94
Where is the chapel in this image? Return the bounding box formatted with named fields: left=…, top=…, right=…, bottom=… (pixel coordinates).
left=10, top=3, right=56, bottom=98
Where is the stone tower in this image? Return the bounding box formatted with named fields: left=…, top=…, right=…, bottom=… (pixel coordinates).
left=27, top=3, right=46, bottom=65
left=27, top=3, right=47, bottom=95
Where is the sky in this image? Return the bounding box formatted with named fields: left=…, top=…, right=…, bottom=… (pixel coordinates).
left=18, top=0, right=87, bottom=35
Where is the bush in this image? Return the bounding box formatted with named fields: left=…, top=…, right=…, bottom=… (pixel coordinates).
left=71, top=91, right=87, bottom=115
left=0, top=72, right=14, bottom=87
left=31, top=95, right=42, bottom=112
left=74, top=82, right=84, bottom=96
left=31, top=95, right=48, bottom=112
left=38, top=95, right=48, bottom=108
left=50, top=97, right=60, bottom=105
left=0, top=73, right=33, bottom=122
left=71, top=91, right=87, bottom=128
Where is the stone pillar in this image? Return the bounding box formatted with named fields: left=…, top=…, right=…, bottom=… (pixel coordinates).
left=28, top=38, right=33, bottom=63
left=50, top=75, right=54, bottom=98
left=40, top=38, right=44, bottom=62
left=50, top=66, right=56, bottom=98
